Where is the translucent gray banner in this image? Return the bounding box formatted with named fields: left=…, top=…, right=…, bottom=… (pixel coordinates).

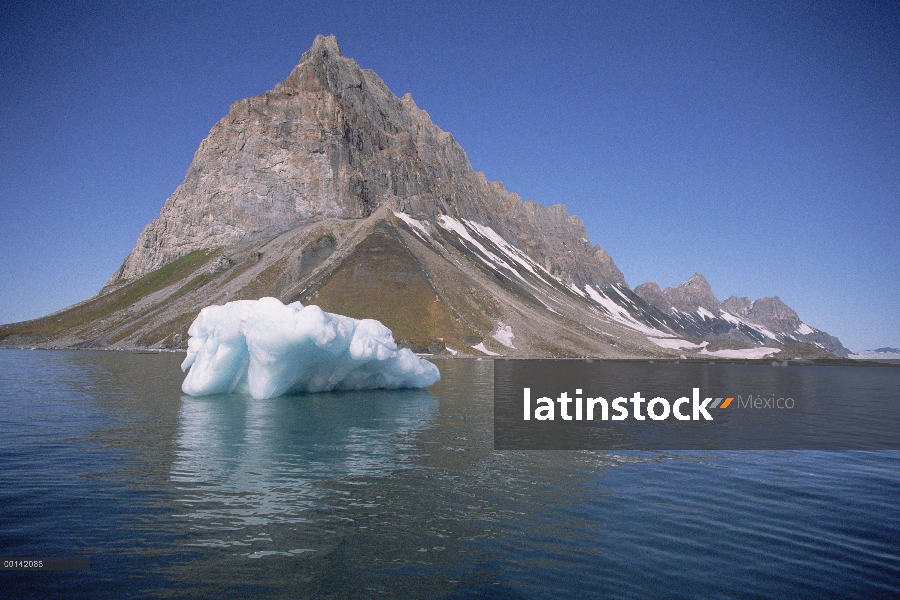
left=493, top=360, right=900, bottom=450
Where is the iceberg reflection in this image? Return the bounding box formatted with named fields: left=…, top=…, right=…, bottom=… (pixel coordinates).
left=170, top=389, right=437, bottom=531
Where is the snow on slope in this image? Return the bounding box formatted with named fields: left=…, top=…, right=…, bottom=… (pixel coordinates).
left=584, top=285, right=673, bottom=337
left=393, top=211, right=431, bottom=242
left=400, top=212, right=800, bottom=357
left=796, top=323, right=815, bottom=335
left=472, top=342, right=499, bottom=356
left=492, top=323, right=516, bottom=348
left=717, top=310, right=781, bottom=341
left=700, top=347, right=781, bottom=359
left=436, top=215, right=527, bottom=283
left=649, top=338, right=706, bottom=350
left=435, top=215, right=566, bottom=291
left=463, top=219, right=559, bottom=286
left=696, top=306, right=716, bottom=320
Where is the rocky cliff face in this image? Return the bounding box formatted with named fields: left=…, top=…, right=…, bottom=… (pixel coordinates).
left=721, top=296, right=752, bottom=317
left=110, top=35, right=624, bottom=291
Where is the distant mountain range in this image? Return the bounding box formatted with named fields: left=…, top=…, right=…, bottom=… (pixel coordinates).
left=0, top=35, right=850, bottom=358
left=634, top=274, right=849, bottom=356
left=850, top=348, right=900, bottom=360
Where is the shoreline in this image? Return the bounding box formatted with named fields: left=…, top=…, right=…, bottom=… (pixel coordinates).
left=2, top=345, right=898, bottom=367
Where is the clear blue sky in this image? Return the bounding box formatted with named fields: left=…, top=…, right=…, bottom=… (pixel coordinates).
left=1, top=0, right=897, bottom=351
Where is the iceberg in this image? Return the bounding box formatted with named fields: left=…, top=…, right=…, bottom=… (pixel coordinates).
left=180, top=297, right=440, bottom=399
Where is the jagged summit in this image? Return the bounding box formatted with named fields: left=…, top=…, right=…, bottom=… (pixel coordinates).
left=109, top=34, right=625, bottom=290
left=664, top=273, right=719, bottom=312
left=310, top=33, right=341, bottom=56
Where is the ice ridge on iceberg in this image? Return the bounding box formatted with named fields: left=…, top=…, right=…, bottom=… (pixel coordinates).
left=181, top=297, right=440, bottom=399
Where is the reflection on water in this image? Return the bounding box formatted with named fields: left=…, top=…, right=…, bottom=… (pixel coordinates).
left=171, top=389, right=437, bottom=534
left=2, top=351, right=899, bottom=599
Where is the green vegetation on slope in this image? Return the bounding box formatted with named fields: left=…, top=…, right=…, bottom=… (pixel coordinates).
left=0, top=249, right=217, bottom=345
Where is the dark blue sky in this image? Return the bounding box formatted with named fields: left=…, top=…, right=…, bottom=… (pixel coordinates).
left=1, top=0, right=897, bottom=351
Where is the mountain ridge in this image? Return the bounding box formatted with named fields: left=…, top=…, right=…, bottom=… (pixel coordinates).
left=635, top=275, right=850, bottom=356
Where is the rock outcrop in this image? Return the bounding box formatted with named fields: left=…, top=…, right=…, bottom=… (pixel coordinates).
left=633, top=282, right=667, bottom=312
left=637, top=274, right=722, bottom=313
left=721, top=296, right=752, bottom=317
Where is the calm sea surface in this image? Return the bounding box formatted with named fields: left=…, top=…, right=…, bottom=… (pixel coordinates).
left=1, top=349, right=899, bottom=598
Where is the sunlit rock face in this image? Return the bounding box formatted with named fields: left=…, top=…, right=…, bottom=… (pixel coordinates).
left=109, top=34, right=625, bottom=291
left=180, top=297, right=440, bottom=399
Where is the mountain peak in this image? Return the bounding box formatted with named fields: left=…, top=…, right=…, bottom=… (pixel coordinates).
left=746, top=296, right=800, bottom=331
left=662, top=272, right=719, bottom=312
left=633, top=282, right=668, bottom=312
left=308, top=34, right=341, bottom=58
left=684, top=272, right=709, bottom=286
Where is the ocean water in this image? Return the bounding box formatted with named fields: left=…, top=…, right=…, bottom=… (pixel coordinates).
left=1, top=349, right=899, bottom=598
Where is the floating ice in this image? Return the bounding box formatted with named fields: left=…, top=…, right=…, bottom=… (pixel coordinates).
left=181, top=298, right=440, bottom=399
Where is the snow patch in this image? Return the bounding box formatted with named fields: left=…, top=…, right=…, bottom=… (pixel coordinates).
left=463, top=219, right=559, bottom=286
left=648, top=337, right=705, bottom=350
left=472, top=342, right=500, bottom=356
left=700, top=347, right=781, bottom=359
left=492, top=323, right=516, bottom=348
left=717, top=310, right=780, bottom=341
left=610, top=285, right=635, bottom=304
left=437, top=216, right=525, bottom=282
left=393, top=211, right=431, bottom=241
left=568, top=283, right=587, bottom=297
left=181, top=298, right=440, bottom=399
left=719, top=311, right=742, bottom=325
left=796, top=323, right=814, bottom=335
left=696, top=306, right=716, bottom=320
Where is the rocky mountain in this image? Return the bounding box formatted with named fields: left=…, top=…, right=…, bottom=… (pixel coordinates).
left=635, top=275, right=851, bottom=357
left=0, top=35, right=849, bottom=359
left=109, top=35, right=624, bottom=292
